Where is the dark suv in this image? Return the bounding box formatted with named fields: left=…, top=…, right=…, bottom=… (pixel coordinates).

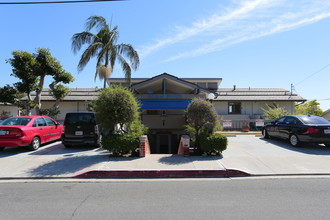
left=61, top=112, right=102, bottom=148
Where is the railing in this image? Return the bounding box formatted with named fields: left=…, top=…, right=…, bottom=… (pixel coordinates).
left=221, top=119, right=274, bottom=131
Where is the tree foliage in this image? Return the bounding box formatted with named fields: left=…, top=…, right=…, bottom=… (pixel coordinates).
left=94, top=85, right=146, bottom=155
left=94, top=85, right=144, bottom=133
left=185, top=98, right=218, bottom=151
left=5, top=48, right=74, bottom=115
left=295, top=100, right=323, bottom=116
left=261, top=104, right=290, bottom=120
left=72, top=15, right=140, bottom=88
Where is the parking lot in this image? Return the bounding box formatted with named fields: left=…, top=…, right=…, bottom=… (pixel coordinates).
left=1, top=135, right=330, bottom=178
left=222, top=135, right=330, bottom=175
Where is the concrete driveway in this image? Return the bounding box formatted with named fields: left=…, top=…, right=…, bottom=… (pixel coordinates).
left=1, top=135, right=330, bottom=178
left=222, top=135, right=330, bottom=175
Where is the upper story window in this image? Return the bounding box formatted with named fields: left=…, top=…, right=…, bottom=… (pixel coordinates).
left=197, top=82, right=207, bottom=88
left=196, top=82, right=218, bottom=90
left=208, top=83, right=218, bottom=90
left=228, top=102, right=241, bottom=114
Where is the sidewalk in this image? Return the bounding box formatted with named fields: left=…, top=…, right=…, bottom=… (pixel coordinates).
left=73, top=154, right=250, bottom=178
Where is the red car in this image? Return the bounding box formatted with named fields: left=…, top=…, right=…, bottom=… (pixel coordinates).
left=0, top=116, right=63, bottom=151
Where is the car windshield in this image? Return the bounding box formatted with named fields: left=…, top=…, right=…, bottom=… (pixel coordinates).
left=65, top=113, right=95, bottom=125
left=299, top=116, right=330, bottom=125
left=0, top=117, right=32, bottom=126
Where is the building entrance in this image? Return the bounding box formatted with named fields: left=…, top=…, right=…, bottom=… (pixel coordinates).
left=149, top=132, right=180, bottom=154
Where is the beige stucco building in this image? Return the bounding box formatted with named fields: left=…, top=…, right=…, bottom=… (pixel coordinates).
left=0, top=73, right=306, bottom=153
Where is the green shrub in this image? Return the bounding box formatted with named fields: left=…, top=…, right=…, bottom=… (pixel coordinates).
left=185, top=98, right=218, bottom=153
left=0, top=110, right=12, bottom=120
left=102, top=134, right=140, bottom=156
left=200, top=134, right=228, bottom=154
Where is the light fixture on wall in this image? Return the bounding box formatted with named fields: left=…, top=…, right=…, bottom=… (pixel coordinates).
left=207, top=92, right=219, bottom=102
left=161, top=110, right=166, bottom=126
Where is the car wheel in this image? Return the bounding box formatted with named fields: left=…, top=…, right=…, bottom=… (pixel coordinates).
left=262, top=128, right=270, bottom=139
left=289, top=134, right=300, bottom=147
left=29, top=137, right=40, bottom=151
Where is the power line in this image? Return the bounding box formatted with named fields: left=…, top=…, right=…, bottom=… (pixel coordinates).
left=294, top=63, right=330, bottom=87
left=0, top=0, right=123, bottom=5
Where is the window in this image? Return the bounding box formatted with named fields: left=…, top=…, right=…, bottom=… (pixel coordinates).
left=275, top=117, right=286, bottom=124
left=284, top=117, right=298, bottom=125
left=1, top=118, right=31, bottom=126
left=228, top=102, right=241, bottom=114
left=64, top=113, right=95, bottom=124
left=35, top=118, right=47, bottom=127
left=208, top=82, right=218, bottom=90
left=44, top=117, right=55, bottom=126
left=197, top=82, right=207, bottom=88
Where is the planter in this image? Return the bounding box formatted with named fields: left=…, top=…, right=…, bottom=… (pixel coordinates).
left=242, top=125, right=250, bottom=132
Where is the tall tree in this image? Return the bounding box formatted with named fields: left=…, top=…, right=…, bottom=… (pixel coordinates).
left=6, top=48, right=74, bottom=115
left=295, top=100, right=323, bottom=116
left=72, top=15, right=140, bottom=88
left=262, top=104, right=290, bottom=120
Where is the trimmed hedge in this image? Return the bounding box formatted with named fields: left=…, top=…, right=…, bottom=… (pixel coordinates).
left=102, top=134, right=140, bottom=155
left=200, top=134, right=228, bottom=154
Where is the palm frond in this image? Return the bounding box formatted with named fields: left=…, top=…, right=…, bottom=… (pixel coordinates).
left=116, top=43, right=140, bottom=70
left=77, top=42, right=103, bottom=72
left=117, top=54, right=132, bottom=86
left=71, top=32, right=95, bottom=54
left=85, top=15, right=108, bottom=32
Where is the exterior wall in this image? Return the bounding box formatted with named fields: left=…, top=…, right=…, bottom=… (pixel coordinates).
left=141, top=110, right=185, bottom=130
left=38, top=101, right=90, bottom=122
left=323, top=111, right=330, bottom=120
left=213, top=101, right=295, bottom=119
left=0, top=105, right=20, bottom=118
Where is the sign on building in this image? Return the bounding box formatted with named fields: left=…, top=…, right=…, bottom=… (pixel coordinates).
left=223, top=120, right=232, bottom=127
left=255, top=119, right=264, bottom=127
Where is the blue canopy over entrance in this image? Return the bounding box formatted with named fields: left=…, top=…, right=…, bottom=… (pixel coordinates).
left=139, top=99, right=192, bottom=110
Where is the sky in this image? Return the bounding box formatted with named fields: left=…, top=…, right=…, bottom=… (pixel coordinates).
left=1, top=0, right=330, bottom=110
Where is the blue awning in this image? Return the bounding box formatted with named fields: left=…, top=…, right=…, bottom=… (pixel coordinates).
left=139, top=99, right=192, bottom=110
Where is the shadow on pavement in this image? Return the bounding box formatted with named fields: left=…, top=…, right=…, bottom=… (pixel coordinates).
left=0, top=147, right=31, bottom=158
left=259, top=137, right=330, bottom=155
left=27, top=154, right=110, bottom=177
left=158, top=155, right=222, bottom=165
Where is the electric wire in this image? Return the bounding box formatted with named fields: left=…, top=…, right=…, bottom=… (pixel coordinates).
left=293, top=63, right=330, bottom=103
left=0, top=0, right=122, bottom=5
left=294, top=63, right=330, bottom=87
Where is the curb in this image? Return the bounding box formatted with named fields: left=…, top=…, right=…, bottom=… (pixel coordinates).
left=72, top=169, right=251, bottom=178
left=216, top=132, right=262, bottom=137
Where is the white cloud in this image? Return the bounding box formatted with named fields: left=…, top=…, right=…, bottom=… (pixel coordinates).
left=138, top=0, right=330, bottom=62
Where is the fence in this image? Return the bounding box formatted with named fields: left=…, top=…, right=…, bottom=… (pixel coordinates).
left=221, top=119, right=274, bottom=131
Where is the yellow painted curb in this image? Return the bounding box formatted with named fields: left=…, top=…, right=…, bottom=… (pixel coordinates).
left=216, top=132, right=262, bottom=137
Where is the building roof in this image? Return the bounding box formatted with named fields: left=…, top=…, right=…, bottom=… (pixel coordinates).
left=21, top=88, right=101, bottom=101
left=131, top=73, right=214, bottom=94
left=213, top=88, right=306, bottom=102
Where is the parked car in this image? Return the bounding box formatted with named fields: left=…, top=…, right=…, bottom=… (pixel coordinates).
left=0, top=116, right=62, bottom=151
left=262, top=115, right=330, bottom=147
left=61, top=112, right=102, bottom=148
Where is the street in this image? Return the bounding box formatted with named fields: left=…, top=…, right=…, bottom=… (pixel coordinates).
left=1, top=178, right=330, bottom=220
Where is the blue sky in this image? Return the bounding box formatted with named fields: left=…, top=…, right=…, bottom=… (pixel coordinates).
left=1, top=0, right=330, bottom=110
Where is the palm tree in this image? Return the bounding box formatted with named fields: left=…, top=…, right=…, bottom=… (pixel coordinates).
left=72, top=16, right=139, bottom=88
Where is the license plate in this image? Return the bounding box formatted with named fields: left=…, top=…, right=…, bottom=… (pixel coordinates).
left=75, top=131, right=83, bottom=136
left=324, top=130, right=330, bottom=134
left=0, top=131, right=8, bottom=135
